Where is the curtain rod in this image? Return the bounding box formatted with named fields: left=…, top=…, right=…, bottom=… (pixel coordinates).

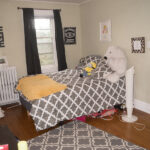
left=17, top=7, right=61, bottom=11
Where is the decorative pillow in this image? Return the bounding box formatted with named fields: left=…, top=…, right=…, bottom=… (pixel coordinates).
left=76, top=55, right=102, bottom=70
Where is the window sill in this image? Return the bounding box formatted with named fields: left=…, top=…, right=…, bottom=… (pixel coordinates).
left=41, top=65, right=58, bottom=74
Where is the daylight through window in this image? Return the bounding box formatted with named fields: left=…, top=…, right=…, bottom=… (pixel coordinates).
left=34, top=10, right=58, bottom=73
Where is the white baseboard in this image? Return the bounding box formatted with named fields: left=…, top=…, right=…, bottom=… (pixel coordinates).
left=134, top=99, right=150, bottom=114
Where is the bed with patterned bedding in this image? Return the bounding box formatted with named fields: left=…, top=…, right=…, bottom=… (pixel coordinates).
left=17, top=55, right=126, bottom=131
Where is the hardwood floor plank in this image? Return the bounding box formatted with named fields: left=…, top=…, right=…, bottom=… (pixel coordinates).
left=85, top=110, right=150, bottom=149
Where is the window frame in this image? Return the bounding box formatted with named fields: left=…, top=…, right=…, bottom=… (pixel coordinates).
left=34, top=12, right=58, bottom=74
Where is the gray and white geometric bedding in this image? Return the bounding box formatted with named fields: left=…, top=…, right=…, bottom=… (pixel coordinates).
left=19, top=56, right=126, bottom=131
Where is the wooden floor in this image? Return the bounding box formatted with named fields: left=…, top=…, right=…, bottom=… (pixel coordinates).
left=0, top=104, right=150, bottom=149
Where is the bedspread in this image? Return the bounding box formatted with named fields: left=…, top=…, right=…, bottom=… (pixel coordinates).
left=18, top=64, right=125, bottom=131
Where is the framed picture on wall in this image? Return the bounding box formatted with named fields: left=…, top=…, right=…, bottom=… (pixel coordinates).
left=0, top=26, right=5, bottom=47
left=100, top=20, right=111, bottom=41
left=64, top=27, right=76, bottom=44
left=131, top=37, right=145, bottom=53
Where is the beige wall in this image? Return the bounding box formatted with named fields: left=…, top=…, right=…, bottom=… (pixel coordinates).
left=0, top=0, right=149, bottom=104
left=0, top=0, right=82, bottom=77
left=80, top=0, right=150, bottom=103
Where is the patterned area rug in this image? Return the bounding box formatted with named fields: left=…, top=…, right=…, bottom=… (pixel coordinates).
left=28, top=120, right=145, bottom=150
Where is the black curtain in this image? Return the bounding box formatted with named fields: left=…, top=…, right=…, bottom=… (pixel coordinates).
left=23, top=8, right=41, bottom=75
left=53, top=10, right=67, bottom=71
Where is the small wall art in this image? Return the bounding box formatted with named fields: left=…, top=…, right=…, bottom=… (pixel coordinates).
left=100, top=20, right=111, bottom=41
left=0, top=26, right=5, bottom=48
left=131, top=37, right=145, bottom=53
left=64, top=27, right=76, bottom=45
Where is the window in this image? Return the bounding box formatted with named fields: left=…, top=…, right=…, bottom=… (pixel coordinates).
left=34, top=10, right=58, bottom=73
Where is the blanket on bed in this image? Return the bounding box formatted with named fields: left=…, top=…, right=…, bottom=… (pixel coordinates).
left=16, top=74, right=67, bottom=101
left=18, top=57, right=126, bottom=131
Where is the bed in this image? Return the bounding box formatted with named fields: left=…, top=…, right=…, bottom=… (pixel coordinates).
left=17, top=55, right=126, bottom=131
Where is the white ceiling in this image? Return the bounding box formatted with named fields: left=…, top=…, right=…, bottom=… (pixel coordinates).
left=17, top=0, right=89, bottom=4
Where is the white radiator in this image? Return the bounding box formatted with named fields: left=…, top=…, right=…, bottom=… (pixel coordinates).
left=0, top=66, right=19, bottom=105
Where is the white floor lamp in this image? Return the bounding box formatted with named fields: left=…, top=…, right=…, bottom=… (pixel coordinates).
left=122, top=66, right=138, bottom=122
